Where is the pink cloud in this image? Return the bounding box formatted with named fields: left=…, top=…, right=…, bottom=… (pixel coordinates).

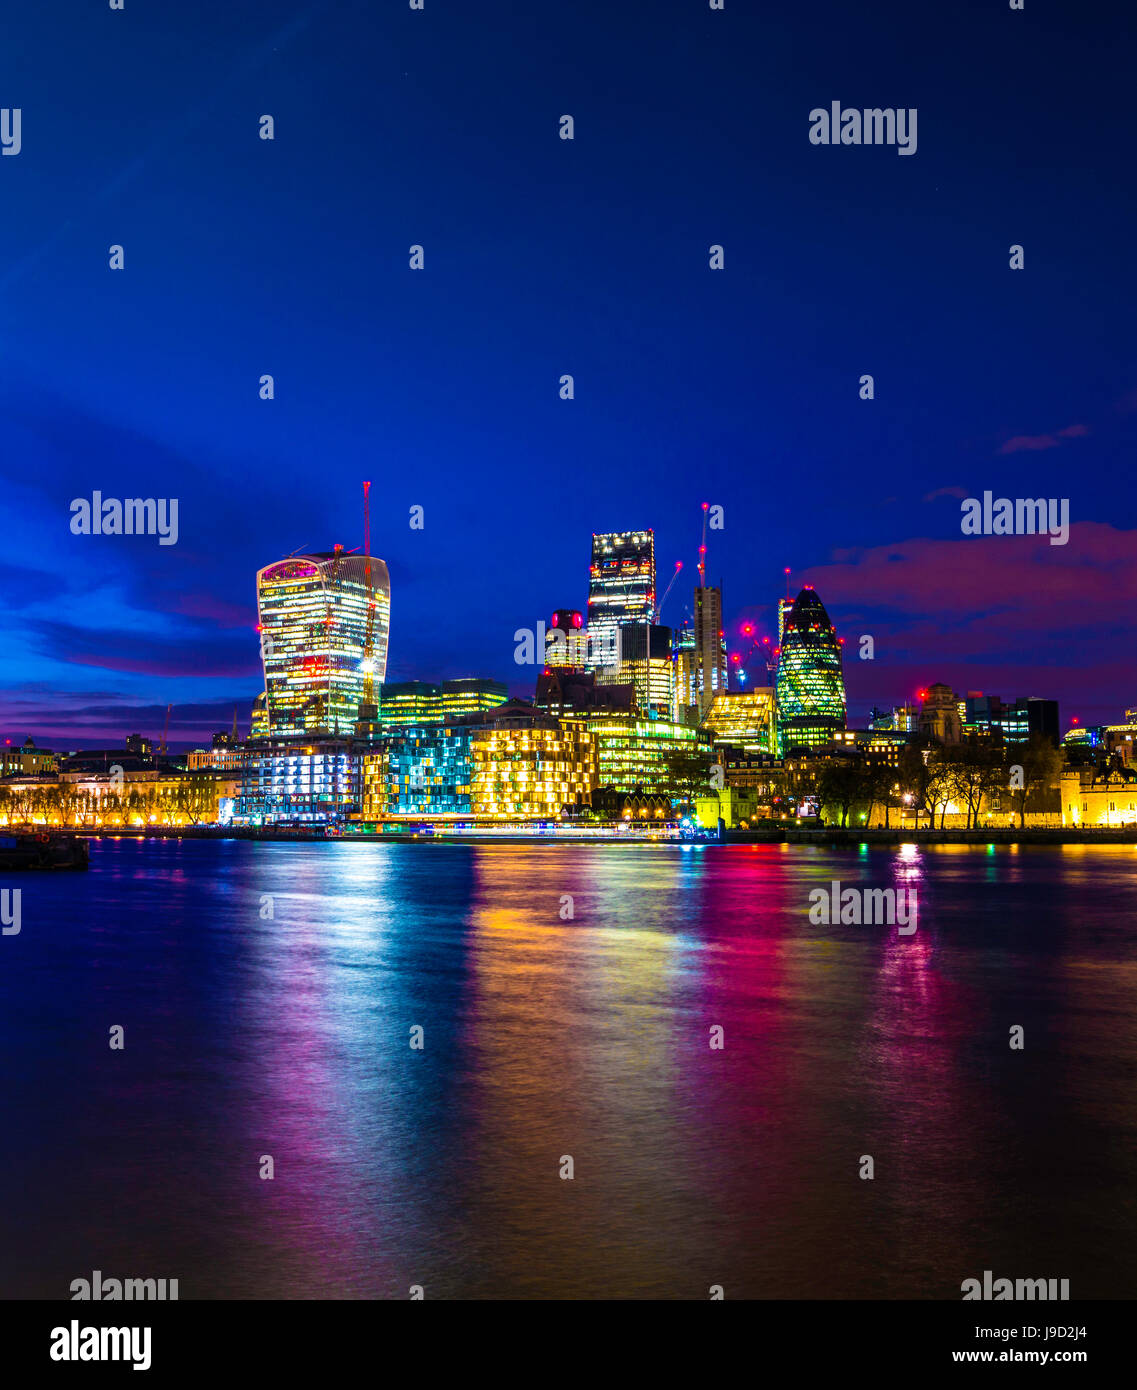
left=799, top=525, right=1137, bottom=724
left=800, top=522, right=1137, bottom=642
left=997, top=424, right=1089, bottom=454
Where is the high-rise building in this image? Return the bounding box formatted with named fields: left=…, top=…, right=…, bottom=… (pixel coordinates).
left=544, top=609, right=592, bottom=668
left=775, top=586, right=847, bottom=750
left=672, top=620, right=698, bottom=724
left=587, top=531, right=655, bottom=661
left=777, top=596, right=794, bottom=645
left=256, top=548, right=390, bottom=737
left=694, top=585, right=728, bottom=721
left=613, top=623, right=675, bottom=717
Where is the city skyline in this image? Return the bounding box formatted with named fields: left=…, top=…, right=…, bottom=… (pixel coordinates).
left=1, top=0, right=1135, bottom=748
left=0, top=511, right=1126, bottom=753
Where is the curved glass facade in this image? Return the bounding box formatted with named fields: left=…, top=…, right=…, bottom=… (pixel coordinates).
left=256, top=551, right=390, bottom=736
left=775, top=587, right=846, bottom=750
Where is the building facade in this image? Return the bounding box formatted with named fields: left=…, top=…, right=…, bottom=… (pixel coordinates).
left=608, top=622, right=674, bottom=717
left=0, top=738, right=55, bottom=777
left=582, top=712, right=706, bottom=796
left=377, top=678, right=507, bottom=730
left=256, top=548, right=391, bottom=736
left=775, top=586, right=847, bottom=751
left=693, top=585, right=727, bottom=721
left=704, top=689, right=777, bottom=755
left=236, top=736, right=360, bottom=824
left=587, top=531, right=655, bottom=660
left=1061, top=767, right=1137, bottom=828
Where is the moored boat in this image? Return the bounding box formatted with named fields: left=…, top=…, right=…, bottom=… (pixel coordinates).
left=0, top=832, right=90, bottom=870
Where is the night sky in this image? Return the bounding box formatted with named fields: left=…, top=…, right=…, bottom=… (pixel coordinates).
left=1, top=0, right=1134, bottom=750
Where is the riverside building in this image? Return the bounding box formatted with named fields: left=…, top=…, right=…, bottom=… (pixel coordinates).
left=255, top=547, right=390, bottom=736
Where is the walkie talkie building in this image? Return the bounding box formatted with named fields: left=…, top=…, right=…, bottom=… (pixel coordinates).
left=255, top=548, right=390, bottom=736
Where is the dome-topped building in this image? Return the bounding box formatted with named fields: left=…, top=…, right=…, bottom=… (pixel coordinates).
left=775, top=586, right=847, bottom=751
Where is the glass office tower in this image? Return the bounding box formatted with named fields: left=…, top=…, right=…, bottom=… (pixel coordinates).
left=775, top=586, right=847, bottom=750
left=587, top=531, right=655, bottom=664
left=256, top=548, right=390, bottom=736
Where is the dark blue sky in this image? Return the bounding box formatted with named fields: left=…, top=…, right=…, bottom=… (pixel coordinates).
left=1, top=0, right=1135, bottom=748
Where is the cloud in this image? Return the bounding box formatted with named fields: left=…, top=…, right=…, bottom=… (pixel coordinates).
left=797, top=523, right=1137, bottom=725
left=27, top=619, right=257, bottom=680
left=0, top=691, right=253, bottom=752
left=922, top=485, right=969, bottom=502
left=997, top=424, right=1089, bottom=454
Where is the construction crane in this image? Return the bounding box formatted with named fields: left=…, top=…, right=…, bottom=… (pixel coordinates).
left=160, top=703, right=171, bottom=757
left=655, top=560, right=683, bottom=622
left=357, top=480, right=379, bottom=729
left=314, top=543, right=347, bottom=731
left=697, top=502, right=709, bottom=588
left=734, top=628, right=777, bottom=685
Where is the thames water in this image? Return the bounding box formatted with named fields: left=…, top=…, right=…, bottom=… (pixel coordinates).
left=1, top=838, right=1135, bottom=1300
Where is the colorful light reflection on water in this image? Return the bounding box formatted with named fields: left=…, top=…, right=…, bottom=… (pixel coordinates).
left=1, top=838, right=1134, bottom=1299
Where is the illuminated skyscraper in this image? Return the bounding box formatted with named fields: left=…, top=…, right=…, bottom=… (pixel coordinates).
left=694, top=584, right=728, bottom=721
left=775, top=586, right=846, bottom=750
left=544, top=609, right=592, bottom=668
left=256, top=547, right=390, bottom=736
left=673, top=620, right=698, bottom=723
left=777, top=596, right=794, bottom=645
left=612, top=623, right=675, bottom=717
left=587, top=531, right=655, bottom=661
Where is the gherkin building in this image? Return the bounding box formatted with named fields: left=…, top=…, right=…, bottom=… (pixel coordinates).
left=775, top=586, right=847, bottom=751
